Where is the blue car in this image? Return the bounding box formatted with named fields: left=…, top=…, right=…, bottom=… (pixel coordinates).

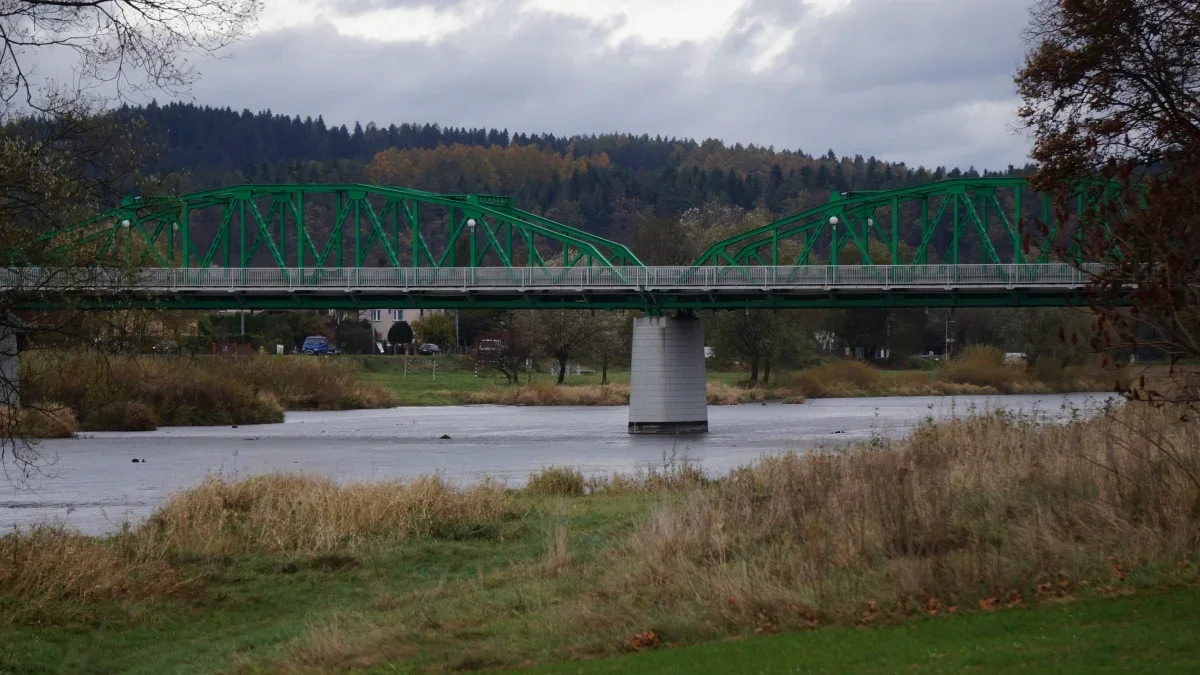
left=301, top=335, right=330, bottom=355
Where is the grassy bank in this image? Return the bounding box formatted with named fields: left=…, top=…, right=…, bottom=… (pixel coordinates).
left=2, top=402, right=1197, bottom=672
left=788, top=346, right=1114, bottom=398
left=19, top=351, right=396, bottom=433
left=358, top=348, right=1109, bottom=408
left=517, top=587, right=1200, bottom=673
left=356, top=357, right=770, bottom=406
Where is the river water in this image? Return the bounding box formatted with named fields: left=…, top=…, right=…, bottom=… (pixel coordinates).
left=2, top=393, right=1117, bottom=534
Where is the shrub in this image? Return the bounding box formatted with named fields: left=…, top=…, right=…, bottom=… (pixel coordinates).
left=120, top=402, right=160, bottom=431
left=525, top=466, right=585, bottom=496
left=788, top=360, right=881, bottom=397
left=941, top=345, right=1025, bottom=391
left=20, top=351, right=391, bottom=430
left=0, top=403, right=78, bottom=438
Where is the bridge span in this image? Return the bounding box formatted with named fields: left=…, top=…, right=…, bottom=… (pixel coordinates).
left=2, top=263, right=1102, bottom=311
left=9, top=177, right=1123, bottom=434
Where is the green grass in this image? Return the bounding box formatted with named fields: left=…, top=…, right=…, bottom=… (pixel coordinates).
left=518, top=588, right=1200, bottom=674
left=351, top=355, right=772, bottom=406
left=3, top=485, right=1196, bottom=675
left=0, top=493, right=656, bottom=674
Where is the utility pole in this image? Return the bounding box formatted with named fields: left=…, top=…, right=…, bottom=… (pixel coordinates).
left=944, top=315, right=955, bottom=360
left=455, top=310, right=460, bottom=355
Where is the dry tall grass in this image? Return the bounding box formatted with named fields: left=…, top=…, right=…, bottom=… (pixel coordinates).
left=616, top=403, right=1200, bottom=628
left=20, top=351, right=395, bottom=430
left=0, top=473, right=524, bottom=615
left=788, top=351, right=1109, bottom=399
left=0, top=403, right=78, bottom=438
left=525, top=466, right=586, bottom=495
left=0, top=526, right=184, bottom=619
left=941, top=345, right=1028, bottom=390
left=144, top=473, right=522, bottom=554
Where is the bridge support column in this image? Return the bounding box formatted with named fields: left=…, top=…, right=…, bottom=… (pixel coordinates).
left=1, top=315, right=18, bottom=409
left=628, top=314, right=707, bottom=434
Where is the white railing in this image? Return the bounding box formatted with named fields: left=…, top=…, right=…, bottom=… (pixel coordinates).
left=0, top=264, right=1106, bottom=293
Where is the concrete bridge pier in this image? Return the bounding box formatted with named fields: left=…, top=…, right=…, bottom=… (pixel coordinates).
left=628, top=313, right=708, bottom=434
left=1, top=315, right=18, bottom=409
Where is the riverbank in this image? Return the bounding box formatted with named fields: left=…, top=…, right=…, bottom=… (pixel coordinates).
left=358, top=348, right=1113, bottom=407
left=19, top=351, right=396, bottom=433
left=2, top=403, right=1196, bottom=672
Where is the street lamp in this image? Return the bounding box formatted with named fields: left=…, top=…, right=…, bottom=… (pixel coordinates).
left=466, top=218, right=477, bottom=268
left=829, top=216, right=839, bottom=266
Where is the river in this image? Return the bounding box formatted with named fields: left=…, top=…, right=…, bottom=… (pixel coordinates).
left=2, top=393, right=1117, bottom=534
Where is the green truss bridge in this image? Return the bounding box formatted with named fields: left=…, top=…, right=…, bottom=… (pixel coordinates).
left=2, top=178, right=1120, bottom=434
left=9, top=178, right=1109, bottom=311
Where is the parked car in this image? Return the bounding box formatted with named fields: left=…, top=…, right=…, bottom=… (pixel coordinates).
left=152, top=340, right=179, bottom=355
left=301, top=335, right=330, bottom=355
left=417, top=343, right=441, bottom=356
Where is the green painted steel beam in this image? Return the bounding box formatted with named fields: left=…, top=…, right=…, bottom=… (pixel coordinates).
left=692, top=177, right=1120, bottom=268
left=40, top=184, right=643, bottom=272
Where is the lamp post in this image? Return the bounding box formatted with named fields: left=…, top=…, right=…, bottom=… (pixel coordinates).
left=466, top=218, right=477, bottom=268
left=866, top=217, right=874, bottom=266
left=829, top=216, right=839, bottom=266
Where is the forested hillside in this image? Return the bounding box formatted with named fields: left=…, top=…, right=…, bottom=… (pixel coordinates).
left=130, top=101, right=1034, bottom=248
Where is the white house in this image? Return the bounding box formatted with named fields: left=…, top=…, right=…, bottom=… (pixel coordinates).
left=360, top=308, right=447, bottom=344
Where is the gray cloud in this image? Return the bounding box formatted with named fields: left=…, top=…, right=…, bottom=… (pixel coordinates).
left=176, top=0, right=1035, bottom=170
left=331, top=0, right=471, bottom=15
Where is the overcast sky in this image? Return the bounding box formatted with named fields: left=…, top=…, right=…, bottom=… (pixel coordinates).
left=177, top=0, right=1036, bottom=170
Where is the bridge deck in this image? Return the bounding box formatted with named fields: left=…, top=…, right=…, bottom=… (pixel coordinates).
left=1, top=264, right=1106, bottom=310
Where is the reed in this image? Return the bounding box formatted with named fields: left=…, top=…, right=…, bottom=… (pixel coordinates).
left=143, top=473, right=522, bottom=555
left=616, top=403, right=1200, bottom=628
left=19, top=351, right=396, bottom=430
left=0, top=403, right=78, bottom=438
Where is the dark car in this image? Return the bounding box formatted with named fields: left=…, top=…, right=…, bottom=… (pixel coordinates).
left=152, top=340, right=179, bottom=355
left=417, top=343, right=441, bottom=356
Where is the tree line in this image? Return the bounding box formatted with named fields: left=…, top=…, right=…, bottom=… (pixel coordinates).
left=125, top=101, right=1037, bottom=252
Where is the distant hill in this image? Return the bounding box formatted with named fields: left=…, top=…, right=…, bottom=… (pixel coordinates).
left=126, top=101, right=1035, bottom=246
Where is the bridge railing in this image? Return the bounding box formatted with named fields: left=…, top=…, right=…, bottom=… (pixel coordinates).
left=0, top=263, right=1107, bottom=291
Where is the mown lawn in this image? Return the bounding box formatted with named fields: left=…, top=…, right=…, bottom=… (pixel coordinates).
left=519, top=588, right=1200, bottom=674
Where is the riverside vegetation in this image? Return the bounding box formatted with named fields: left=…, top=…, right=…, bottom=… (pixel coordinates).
left=1, top=402, right=1197, bottom=672
left=8, top=345, right=1114, bottom=437
left=361, top=345, right=1113, bottom=407
left=17, top=351, right=396, bottom=433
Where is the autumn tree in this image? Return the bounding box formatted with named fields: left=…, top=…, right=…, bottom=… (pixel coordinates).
left=519, top=310, right=595, bottom=385
left=411, top=314, right=454, bottom=349
left=588, top=311, right=630, bottom=385
left=709, top=309, right=812, bottom=386
left=1016, top=0, right=1200, bottom=399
